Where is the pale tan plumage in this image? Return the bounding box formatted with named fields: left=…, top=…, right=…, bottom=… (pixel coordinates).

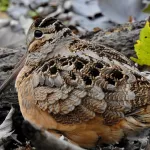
left=15, top=17, right=150, bottom=148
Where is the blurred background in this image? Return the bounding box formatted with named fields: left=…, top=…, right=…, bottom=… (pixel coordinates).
left=0, top=0, right=150, bottom=49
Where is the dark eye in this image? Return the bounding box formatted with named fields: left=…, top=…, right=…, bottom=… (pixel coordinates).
left=34, top=30, right=43, bottom=38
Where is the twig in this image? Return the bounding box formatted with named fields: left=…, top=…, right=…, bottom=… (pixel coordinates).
left=22, top=121, right=85, bottom=150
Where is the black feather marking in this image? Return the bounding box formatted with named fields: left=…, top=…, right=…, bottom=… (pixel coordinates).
left=83, top=75, right=92, bottom=85
left=42, top=64, right=48, bottom=72
left=94, top=62, right=103, bottom=69
left=63, top=29, right=72, bottom=37
left=39, top=17, right=57, bottom=27
left=111, top=69, right=124, bottom=80
left=50, top=66, right=57, bottom=75
left=55, top=22, right=64, bottom=32
left=70, top=72, right=76, bottom=80
left=89, top=68, right=100, bottom=77
left=75, top=61, right=84, bottom=70
left=34, top=18, right=44, bottom=27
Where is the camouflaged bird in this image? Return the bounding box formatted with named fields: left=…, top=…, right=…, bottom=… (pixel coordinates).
left=15, top=17, right=150, bottom=148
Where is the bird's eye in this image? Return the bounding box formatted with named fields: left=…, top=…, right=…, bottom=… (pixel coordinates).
left=34, top=30, right=43, bottom=38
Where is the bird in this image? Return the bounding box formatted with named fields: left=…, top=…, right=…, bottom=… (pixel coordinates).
left=15, top=17, right=150, bottom=148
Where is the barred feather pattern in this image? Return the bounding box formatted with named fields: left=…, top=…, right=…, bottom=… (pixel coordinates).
left=29, top=51, right=150, bottom=125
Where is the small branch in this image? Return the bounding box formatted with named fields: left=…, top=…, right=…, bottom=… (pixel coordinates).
left=22, top=121, right=85, bottom=150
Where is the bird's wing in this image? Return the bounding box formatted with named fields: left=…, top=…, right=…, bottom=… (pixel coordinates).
left=68, top=40, right=133, bottom=65
left=31, top=44, right=150, bottom=125
left=91, top=43, right=133, bottom=65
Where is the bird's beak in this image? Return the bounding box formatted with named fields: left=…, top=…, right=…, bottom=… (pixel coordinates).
left=0, top=54, right=26, bottom=93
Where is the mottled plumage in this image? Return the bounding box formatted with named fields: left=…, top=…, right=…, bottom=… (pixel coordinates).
left=16, top=17, right=150, bottom=148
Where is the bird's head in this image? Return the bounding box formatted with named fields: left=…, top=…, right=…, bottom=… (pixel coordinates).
left=27, top=17, right=73, bottom=52
left=25, top=17, right=74, bottom=67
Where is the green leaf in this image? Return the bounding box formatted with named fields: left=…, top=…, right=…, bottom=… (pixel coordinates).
left=130, top=19, right=150, bottom=66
